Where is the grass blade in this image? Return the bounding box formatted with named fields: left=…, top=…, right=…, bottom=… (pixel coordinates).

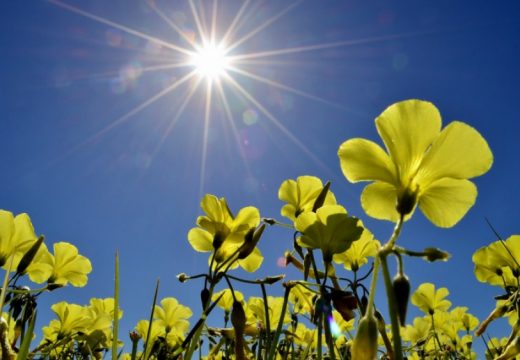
left=112, top=250, right=120, bottom=360
left=17, top=311, right=36, bottom=360
left=142, top=279, right=160, bottom=360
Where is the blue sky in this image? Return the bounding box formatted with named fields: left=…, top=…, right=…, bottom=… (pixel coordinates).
left=1, top=0, right=520, bottom=352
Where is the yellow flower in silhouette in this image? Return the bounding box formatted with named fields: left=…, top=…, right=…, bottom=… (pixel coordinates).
left=188, top=194, right=263, bottom=272
left=338, top=99, right=493, bottom=227
left=411, top=283, right=451, bottom=315
left=0, top=210, right=38, bottom=268
left=153, top=297, right=192, bottom=342
left=295, top=205, right=363, bottom=262
left=333, top=224, right=380, bottom=271
left=278, top=176, right=336, bottom=221
left=46, top=242, right=92, bottom=287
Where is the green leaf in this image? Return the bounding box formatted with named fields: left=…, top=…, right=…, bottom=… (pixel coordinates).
left=17, top=311, right=37, bottom=360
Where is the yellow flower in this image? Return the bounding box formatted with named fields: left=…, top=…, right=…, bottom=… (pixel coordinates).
left=246, top=296, right=291, bottom=330
left=46, top=242, right=92, bottom=287
left=473, top=236, right=520, bottom=287
left=411, top=283, right=451, bottom=315
left=288, top=284, right=316, bottom=315
left=0, top=210, right=38, bottom=268
left=333, top=224, right=380, bottom=271
left=42, top=302, right=92, bottom=342
left=153, top=297, right=192, bottom=342
left=135, top=320, right=162, bottom=345
left=338, top=99, right=493, bottom=228
left=295, top=205, right=363, bottom=262
left=212, top=289, right=244, bottom=312
left=401, top=316, right=431, bottom=345
left=278, top=176, right=336, bottom=221
left=188, top=194, right=263, bottom=272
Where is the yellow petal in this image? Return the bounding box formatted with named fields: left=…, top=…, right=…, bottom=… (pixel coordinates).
left=232, top=206, right=260, bottom=232
left=338, top=138, right=396, bottom=184
left=375, top=100, right=441, bottom=182
left=417, top=121, right=493, bottom=186
left=187, top=228, right=214, bottom=252
left=419, top=178, right=477, bottom=228
left=360, top=182, right=401, bottom=222
left=238, top=247, right=263, bottom=272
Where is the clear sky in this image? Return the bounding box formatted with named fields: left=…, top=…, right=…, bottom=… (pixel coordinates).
left=1, top=0, right=520, bottom=352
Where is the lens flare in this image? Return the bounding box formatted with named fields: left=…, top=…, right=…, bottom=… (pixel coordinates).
left=328, top=315, right=341, bottom=338
left=190, top=43, right=230, bottom=80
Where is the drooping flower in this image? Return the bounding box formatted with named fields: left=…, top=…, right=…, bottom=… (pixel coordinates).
left=0, top=210, right=38, bottom=269
left=338, top=99, right=493, bottom=228
left=333, top=224, right=380, bottom=271
left=278, top=176, right=336, bottom=221
left=295, top=205, right=363, bottom=263
left=187, top=194, right=263, bottom=272
left=411, top=283, right=452, bottom=315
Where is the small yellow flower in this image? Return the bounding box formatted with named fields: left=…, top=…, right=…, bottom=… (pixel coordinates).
left=246, top=296, right=291, bottom=330
left=411, top=283, right=451, bottom=315
left=401, top=316, right=431, bottom=345
left=188, top=194, right=263, bottom=272
left=46, top=242, right=92, bottom=287
left=42, top=302, right=92, bottom=342
left=153, top=297, right=192, bottom=342
left=212, top=289, right=244, bottom=312
left=288, top=284, right=316, bottom=315
left=338, top=99, right=493, bottom=227
left=333, top=224, right=380, bottom=271
left=278, top=176, right=336, bottom=221
left=295, top=205, right=363, bottom=262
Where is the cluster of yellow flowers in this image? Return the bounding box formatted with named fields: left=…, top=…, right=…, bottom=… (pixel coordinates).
left=2, top=99, right=519, bottom=360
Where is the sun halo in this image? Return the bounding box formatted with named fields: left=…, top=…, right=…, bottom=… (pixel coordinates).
left=189, top=42, right=231, bottom=80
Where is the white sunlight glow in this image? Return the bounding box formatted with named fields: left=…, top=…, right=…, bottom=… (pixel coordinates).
left=190, top=43, right=230, bottom=80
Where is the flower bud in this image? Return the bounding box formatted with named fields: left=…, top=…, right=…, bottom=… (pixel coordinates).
left=351, top=313, right=378, bottom=360
left=238, top=224, right=265, bottom=260
left=476, top=304, right=509, bottom=336
left=423, top=247, right=450, bottom=262
left=231, top=301, right=246, bottom=333
left=201, top=288, right=210, bottom=310
left=176, top=273, right=188, bottom=283
left=312, top=181, right=331, bottom=212
left=16, top=236, right=44, bottom=275
left=392, top=273, right=410, bottom=326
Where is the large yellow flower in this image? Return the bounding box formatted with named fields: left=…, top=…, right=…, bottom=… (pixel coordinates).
left=188, top=194, right=263, bottom=272
left=473, top=235, right=520, bottom=287
left=46, top=242, right=92, bottom=287
left=333, top=224, right=380, bottom=271
left=42, top=302, right=92, bottom=342
left=411, top=283, right=451, bottom=315
left=338, top=99, right=493, bottom=227
left=153, top=297, right=192, bottom=342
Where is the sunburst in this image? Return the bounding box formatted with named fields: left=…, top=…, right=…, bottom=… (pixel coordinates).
left=49, top=0, right=410, bottom=196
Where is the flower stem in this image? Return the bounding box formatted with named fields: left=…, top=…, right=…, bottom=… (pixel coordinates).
left=267, top=283, right=292, bottom=360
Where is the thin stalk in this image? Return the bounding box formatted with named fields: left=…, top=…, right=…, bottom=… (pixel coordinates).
left=112, top=251, right=120, bottom=360
left=267, top=284, right=291, bottom=360
left=185, top=282, right=216, bottom=360
left=378, top=215, right=404, bottom=360
left=260, top=283, right=272, bottom=358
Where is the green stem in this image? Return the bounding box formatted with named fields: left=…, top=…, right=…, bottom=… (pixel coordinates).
left=267, top=283, right=291, bottom=360
left=378, top=215, right=404, bottom=360
left=260, top=283, right=272, bottom=358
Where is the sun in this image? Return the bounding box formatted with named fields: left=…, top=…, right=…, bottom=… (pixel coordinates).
left=189, top=42, right=230, bottom=80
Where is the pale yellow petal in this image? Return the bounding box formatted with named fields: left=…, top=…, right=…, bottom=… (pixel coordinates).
left=187, top=228, right=214, bottom=252
left=417, top=121, right=493, bottom=185
left=360, top=182, right=401, bottom=222
left=375, top=100, right=441, bottom=182
left=238, top=247, right=263, bottom=272
left=338, top=138, right=396, bottom=184
left=419, top=178, right=477, bottom=228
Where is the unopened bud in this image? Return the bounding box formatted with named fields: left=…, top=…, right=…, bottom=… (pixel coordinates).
left=129, top=331, right=141, bottom=342
left=238, top=224, right=265, bottom=260
left=423, top=247, right=450, bottom=262
left=312, top=181, right=331, bottom=212
left=213, top=232, right=224, bottom=250
left=392, top=273, right=410, bottom=326
left=201, top=288, right=210, bottom=310
left=351, top=313, right=378, bottom=360
left=476, top=304, right=509, bottom=336
left=17, top=236, right=44, bottom=275
left=231, top=301, right=246, bottom=333
left=177, top=273, right=188, bottom=283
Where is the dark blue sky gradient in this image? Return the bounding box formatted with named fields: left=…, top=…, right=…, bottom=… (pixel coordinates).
left=1, top=0, right=520, bottom=352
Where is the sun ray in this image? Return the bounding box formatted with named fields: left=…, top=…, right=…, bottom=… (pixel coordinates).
left=49, top=0, right=193, bottom=56
left=148, top=1, right=198, bottom=47
left=230, top=32, right=419, bottom=61
left=223, top=74, right=334, bottom=177
left=227, top=65, right=349, bottom=111
left=199, top=79, right=213, bottom=197
left=151, top=77, right=203, bottom=160
left=213, top=79, right=255, bottom=181
left=226, top=0, right=303, bottom=53
left=189, top=0, right=208, bottom=46
left=220, top=0, right=250, bottom=46
left=211, top=0, right=218, bottom=43
left=55, top=70, right=197, bottom=163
